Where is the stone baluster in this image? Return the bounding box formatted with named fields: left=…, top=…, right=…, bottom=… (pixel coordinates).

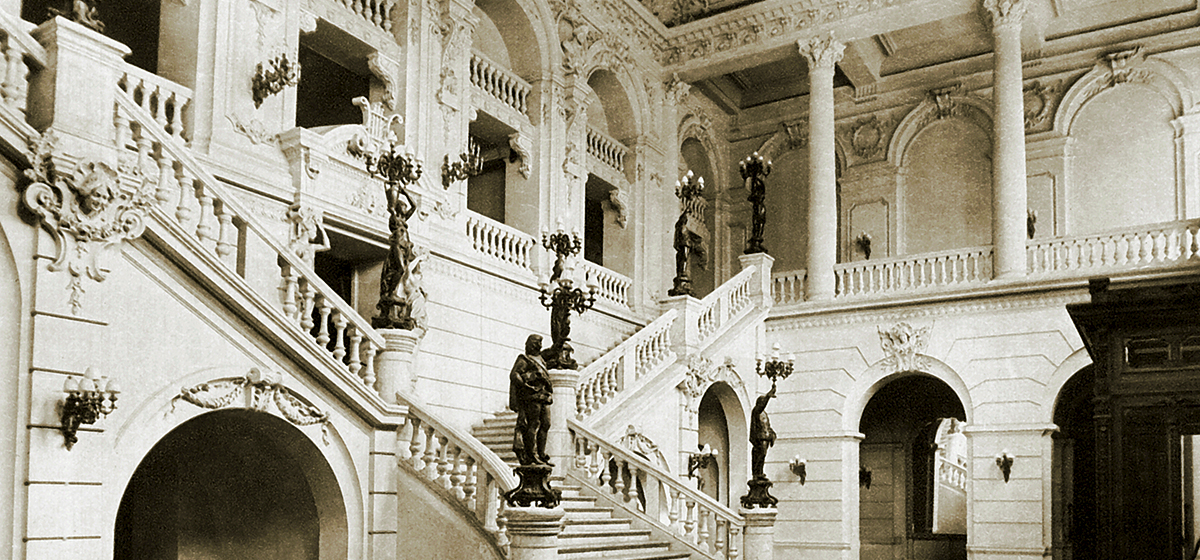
left=331, top=311, right=347, bottom=362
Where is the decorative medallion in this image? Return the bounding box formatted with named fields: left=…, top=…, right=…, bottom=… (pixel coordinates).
left=21, top=132, right=157, bottom=315
left=171, top=368, right=332, bottom=442
left=1022, top=80, right=1062, bottom=132
left=850, top=115, right=887, bottom=160
left=878, top=322, right=931, bottom=373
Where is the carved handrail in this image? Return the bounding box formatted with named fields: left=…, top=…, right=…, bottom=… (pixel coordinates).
left=396, top=392, right=517, bottom=545
left=118, top=64, right=192, bottom=144
left=586, top=125, right=627, bottom=174
left=580, top=260, right=631, bottom=307
left=114, top=91, right=388, bottom=390
left=575, top=309, right=676, bottom=419
left=464, top=210, right=535, bottom=271
left=337, top=0, right=398, bottom=32
left=469, top=49, right=531, bottom=115
left=833, top=245, right=993, bottom=298
left=568, top=418, right=743, bottom=559
left=772, top=269, right=806, bottom=305
left=693, top=265, right=755, bottom=345
left=1027, top=219, right=1200, bottom=276
left=0, top=11, right=46, bottom=115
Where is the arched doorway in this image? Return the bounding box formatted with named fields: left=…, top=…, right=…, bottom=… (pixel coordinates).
left=859, top=374, right=967, bottom=560
left=697, top=386, right=730, bottom=505
left=1051, top=365, right=1096, bottom=560
left=114, top=409, right=347, bottom=560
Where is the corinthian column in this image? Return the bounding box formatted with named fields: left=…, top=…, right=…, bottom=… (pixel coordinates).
left=798, top=35, right=844, bottom=301
left=985, top=0, right=1028, bottom=279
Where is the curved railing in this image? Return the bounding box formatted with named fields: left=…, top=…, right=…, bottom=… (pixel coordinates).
left=115, top=86, right=386, bottom=388
left=397, top=393, right=517, bottom=547
left=469, top=49, right=530, bottom=115
left=581, top=260, right=632, bottom=307
left=586, top=126, right=628, bottom=174
left=575, top=309, right=675, bottom=419
left=569, top=419, right=743, bottom=560
left=834, top=245, right=993, bottom=298
left=694, top=265, right=755, bottom=344
left=465, top=210, right=536, bottom=272
left=1027, top=219, right=1200, bottom=277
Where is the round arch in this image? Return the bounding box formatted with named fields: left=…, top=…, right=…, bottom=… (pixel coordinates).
left=114, top=408, right=348, bottom=560
left=474, top=0, right=555, bottom=83
left=696, top=381, right=748, bottom=505
left=843, top=355, right=974, bottom=433
left=754, top=125, right=849, bottom=176
left=1040, top=347, right=1093, bottom=425
left=1054, top=54, right=1192, bottom=136
left=586, top=67, right=643, bottom=144
left=887, top=95, right=994, bottom=168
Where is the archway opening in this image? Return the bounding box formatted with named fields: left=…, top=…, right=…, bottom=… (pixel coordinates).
left=1051, top=365, right=1096, bottom=560
left=697, top=386, right=730, bottom=505
left=114, top=409, right=347, bottom=560
left=859, top=374, right=967, bottom=560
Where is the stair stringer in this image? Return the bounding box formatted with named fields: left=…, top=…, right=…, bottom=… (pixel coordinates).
left=565, top=469, right=716, bottom=560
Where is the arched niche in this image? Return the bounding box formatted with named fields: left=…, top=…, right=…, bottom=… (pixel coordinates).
left=888, top=97, right=994, bottom=255
left=587, top=69, right=639, bottom=148
left=696, top=381, right=746, bottom=506
left=114, top=409, right=348, bottom=560
left=474, top=0, right=551, bottom=84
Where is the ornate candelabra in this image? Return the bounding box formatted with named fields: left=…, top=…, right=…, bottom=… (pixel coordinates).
left=367, top=140, right=424, bottom=330
left=538, top=220, right=597, bottom=370
left=742, top=343, right=794, bottom=509
left=252, top=53, right=301, bottom=109
left=669, top=170, right=707, bottom=297
left=756, top=343, right=795, bottom=388
left=687, top=443, right=720, bottom=491
left=740, top=151, right=772, bottom=255
left=441, top=136, right=484, bottom=188
left=60, top=367, right=119, bottom=450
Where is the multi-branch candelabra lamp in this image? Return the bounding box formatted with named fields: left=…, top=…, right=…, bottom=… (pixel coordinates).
left=740, top=151, right=772, bottom=255
left=367, top=139, right=424, bottom=330
left=669, top=170, right=706, bottom=297
left=742, top=343, right=794, bottom=509
left=442, top=136, right=483, bottom=188
left=538, top=220, right=597, bottom=370
left=252, top=53, right=301, bottom=108
left=60, top=367, right=119, bottom=450
left=756, top=343, right=795, bottom=386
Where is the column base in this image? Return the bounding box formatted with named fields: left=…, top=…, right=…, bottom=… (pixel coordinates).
left=504, top=465, right=561, bottom=508
left=740, top=476, right=779, bottom=509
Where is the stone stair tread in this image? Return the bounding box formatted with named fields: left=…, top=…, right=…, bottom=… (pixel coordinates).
left=557, top=541, right=670, bottom=554
left=564, top=518, right=631, bottom=527
left=558, top=529, right=652, bottom=539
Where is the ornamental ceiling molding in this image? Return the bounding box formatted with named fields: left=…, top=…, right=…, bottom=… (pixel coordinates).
left=659, top=0, right=911, bottom=67
left=170, top=368, right=333, bottom=443
left=878, top=321, right=930, bottom=373
left=1054, top=47, right=1192, bottom=137
left=21, top=132, right=157, bottom=315
left=766, top=289, right=1090, bottom=331
left=678, top=354, right=744, bottom=413
left=556, top=0, right=636, bottom=78
left=887, top=87, right=993, bottom=168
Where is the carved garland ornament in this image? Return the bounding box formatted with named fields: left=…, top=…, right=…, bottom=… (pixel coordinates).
left=21, top=132, right=157, bottom=315
left=678, top=355, right=742, bottom=413
left=878, top=322, right=931, bottom=373
left=171, top=368, right=332, bottom=443
left=850, top=115, right=888, bottom=160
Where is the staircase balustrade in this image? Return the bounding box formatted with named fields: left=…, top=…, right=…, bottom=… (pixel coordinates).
left=833, top=245, right=993, bottom=298
left=335, top=0, right=397, bottom=32
left=693, top=266, right=755, bottom=345
left=1027, top=219, right=1200, bottom=276
left=580, top=260, right=632, bottom=307
left=575, top=309, right=676, bottom=419
left=469, top=50, right=530, bottom=115
left=586, top=126, right=627, bottom=174
left=397, top=393, right=517, bottom=549
left=569, top=419, right=743, bottom=560
left=465, top=210, right=535, bottom=271
left=114, top=87, right=387, bottom=394
left=771, top=269, right=806, bottom=305
left=0, top=12, right=44, bottom=115
left=118, top=65, right=191, bottom=144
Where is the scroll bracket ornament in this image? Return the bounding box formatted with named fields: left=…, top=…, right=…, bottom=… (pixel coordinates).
left=878, top=322, right=931, bottom=373
left=21, top=132, right=157, bottom=315
left=170, top=367, right=332, bottom=443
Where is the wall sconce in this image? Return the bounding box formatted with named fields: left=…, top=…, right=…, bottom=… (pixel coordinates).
left=789, top=456, right=806, bottom=484
left=442, top=136, right=483, bottom=188
left=859, top=466, right=872, bottom=489
left=996, top=450, right=1015, bottom=483
left=854, top=232, right=872, bottom=259
left=252, top=53, right=301, bottom=108
left=60, top=367, right=119, bottom=450
left=687, top=444, right=719, bottom=480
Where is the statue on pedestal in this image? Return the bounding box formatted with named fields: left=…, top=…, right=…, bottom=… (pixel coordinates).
left=504, top=334, right=562, bottom=508
left=368, top=143, right=423, bottom=330
left=741, top=385, right=779, bottom=509
left=740, top=152, right=772, bottom=255
left=668, top=170, right=707, bottom=297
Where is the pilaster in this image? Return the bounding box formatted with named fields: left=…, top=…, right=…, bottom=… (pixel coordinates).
left=961, top=423, right=1056, bottom=560
left=1172, top=112, right=1200, bottom=219
left=797, top=35, right=843, bottom=301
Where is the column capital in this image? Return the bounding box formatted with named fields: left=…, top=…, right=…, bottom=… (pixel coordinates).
left=797, top=34, right=844, bottom=70
left=983, top=0, right=1026, bottom=31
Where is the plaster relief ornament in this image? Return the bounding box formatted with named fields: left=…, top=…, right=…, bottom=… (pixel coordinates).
left=170, top=367, right=332, bottom=443
left=287, top=202, right=331, bottom=265
left=21, top=133, right=156, bottom=315
left=850, top=115, right=887, bottom=160
left=1022, top=80, right=1062, bottom=131
left=678, top=355, right=741, bottom=413
left=878, top=322, right=932, bottom=373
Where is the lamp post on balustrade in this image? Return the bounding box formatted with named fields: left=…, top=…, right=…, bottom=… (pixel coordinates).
left=669, top=170, right=707, bottom=297
left=742, top=343, right=794, bottom=509
left=740, top=152, right=772, bottom=255
left=538, top=220, right=598, bottom=371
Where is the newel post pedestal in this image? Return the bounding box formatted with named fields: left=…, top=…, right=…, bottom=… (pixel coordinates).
left=740, top=507, right=777, bottom=560
left=504, top=507, right=566, bottom=560
left=547, top=368, right=578, bottom=471
left=375, top=329, right=421, bottom=403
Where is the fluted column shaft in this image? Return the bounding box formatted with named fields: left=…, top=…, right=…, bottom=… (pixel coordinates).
left=987, top=0, right=1028, bottom=278
left=799, top=36, right=844, bottom=301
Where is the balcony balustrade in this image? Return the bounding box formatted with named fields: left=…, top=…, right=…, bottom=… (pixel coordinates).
left=469, top=50, right=530, bottom=116
left=586, top=126, right=627, bottom=175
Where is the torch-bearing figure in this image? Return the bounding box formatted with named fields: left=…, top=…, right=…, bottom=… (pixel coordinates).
left=669, top=170, right=707, bottom=297
left=367, top=140, right=424, bottom=330
left=740, top=152, right=772, bottom=255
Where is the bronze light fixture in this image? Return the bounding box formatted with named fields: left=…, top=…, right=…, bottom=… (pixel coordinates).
left=252, top=53, right=301, bottom=108
left=60, top=367, right=119, bottom=450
